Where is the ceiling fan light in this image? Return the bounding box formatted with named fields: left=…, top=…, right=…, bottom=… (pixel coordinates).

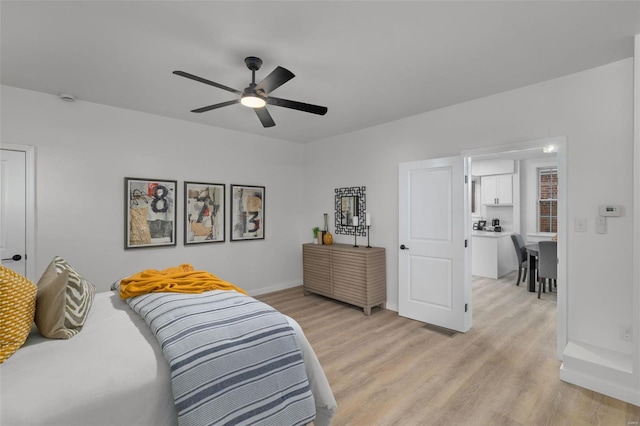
left=241, top=95, right=266, bottom=108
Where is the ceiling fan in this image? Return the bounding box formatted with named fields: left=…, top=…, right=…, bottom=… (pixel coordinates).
left=173, top=57, right=328, bottom=128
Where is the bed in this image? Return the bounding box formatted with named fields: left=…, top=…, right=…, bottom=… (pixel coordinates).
left=0, top=289, right=337, bottom=425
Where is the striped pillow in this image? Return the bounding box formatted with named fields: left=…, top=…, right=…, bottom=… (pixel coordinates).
left=0, top=266, right=37, bottom=363
left=35, top=257, right=96, bottom=339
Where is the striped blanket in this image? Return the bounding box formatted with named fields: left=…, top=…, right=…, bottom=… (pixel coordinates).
left=125, top=289, right=316, bottom=426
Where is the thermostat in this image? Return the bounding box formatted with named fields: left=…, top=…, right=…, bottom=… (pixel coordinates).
left=599, top=205, right=621, bottom=217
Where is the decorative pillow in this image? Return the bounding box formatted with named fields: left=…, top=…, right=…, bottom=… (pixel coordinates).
left=35, top=257, right=96, bottom=339
left=0, top=266, right=37, bottom=363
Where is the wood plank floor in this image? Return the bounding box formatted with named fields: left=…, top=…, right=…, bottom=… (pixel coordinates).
left=257, top=272, right=640, bottom=425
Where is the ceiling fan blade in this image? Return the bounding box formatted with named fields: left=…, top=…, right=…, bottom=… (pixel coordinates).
left=191, top=99, right=240, bottom=113
left=267, top=97, right=328, bottom=115
left=254, top=107, right=276, bottom=128
left=255, top=66, right=295, bottom=94
left=173, top=71, right=242, bottom=95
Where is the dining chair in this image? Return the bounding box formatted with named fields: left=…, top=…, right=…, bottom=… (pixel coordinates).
left=510, top=233, right=528, bottom=286
left=537, top=241, right=557, bottom=299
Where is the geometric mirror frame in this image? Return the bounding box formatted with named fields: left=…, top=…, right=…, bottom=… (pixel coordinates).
left=334, top=186, right=366, bottom=236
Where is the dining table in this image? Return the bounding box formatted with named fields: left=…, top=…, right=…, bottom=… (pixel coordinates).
left=525, top=243, right=538, bottom=292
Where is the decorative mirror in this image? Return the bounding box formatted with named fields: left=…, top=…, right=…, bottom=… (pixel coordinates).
left=340, top=196, right=359, bottom=227
left=334, top=186, right=366, bottom=236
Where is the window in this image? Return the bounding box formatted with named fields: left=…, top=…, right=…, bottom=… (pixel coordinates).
left=538, top=168, right=558, bottom=233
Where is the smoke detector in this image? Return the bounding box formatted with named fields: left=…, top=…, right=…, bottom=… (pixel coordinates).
left=58, top=93, right=76, bottom=102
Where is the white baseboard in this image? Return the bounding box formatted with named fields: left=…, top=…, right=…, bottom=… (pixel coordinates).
left=248, top=280, right=302, bottom=297
left=560, top=341, right=639, bottom=407
left=560, top=363, right=640, bottom=407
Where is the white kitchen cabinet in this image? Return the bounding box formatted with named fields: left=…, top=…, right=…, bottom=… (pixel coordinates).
left=471, top=232, right=516, bottom=279
left=481, top=174, right=513, bottom=205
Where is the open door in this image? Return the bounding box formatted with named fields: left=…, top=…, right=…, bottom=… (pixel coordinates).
left=398, top=156, right=470, bottom=332
left=0, top=149, right=27, bottom=276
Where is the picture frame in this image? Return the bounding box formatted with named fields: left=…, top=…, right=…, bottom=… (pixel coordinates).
left=230, top=184, right=265, bottom=241
left=125, top=177, right=177, bottom=249
left=184, top=181, right=225, bottom=244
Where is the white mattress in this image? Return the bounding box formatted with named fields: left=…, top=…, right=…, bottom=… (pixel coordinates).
left=0, top=291, right=336, bottom=426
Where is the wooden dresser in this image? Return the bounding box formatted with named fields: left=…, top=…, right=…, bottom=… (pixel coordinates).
left=302, top=243, right=386, bottom=315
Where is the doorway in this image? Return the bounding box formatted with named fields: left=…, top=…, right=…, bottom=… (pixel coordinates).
left=0, top=144, right=36, bottom=280
left=463, top=136, right=567, bottom=359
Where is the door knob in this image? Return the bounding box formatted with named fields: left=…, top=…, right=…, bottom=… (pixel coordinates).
left=400, top=245, right=409, bottom=250
left=2, top=254, right=22, bottom=262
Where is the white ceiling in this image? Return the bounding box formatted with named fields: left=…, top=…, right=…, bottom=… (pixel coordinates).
left=2, top=1, right=639, bottom=143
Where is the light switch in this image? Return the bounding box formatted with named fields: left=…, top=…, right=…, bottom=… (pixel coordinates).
left=596, top=216, right=606, bottom=234
left=574, top=217, right=587, bottom=232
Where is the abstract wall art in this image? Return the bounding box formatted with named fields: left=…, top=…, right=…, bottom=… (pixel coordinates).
left=184, top=181, right=225, bottom=244
left=125, top=177, right=177, bottom=249
left=230, top=185, right=265, bottom=241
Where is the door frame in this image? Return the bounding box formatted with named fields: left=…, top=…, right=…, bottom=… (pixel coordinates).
left=462, top=136, right=567, bottom=360
left=1, top=143, right=36, bottom=280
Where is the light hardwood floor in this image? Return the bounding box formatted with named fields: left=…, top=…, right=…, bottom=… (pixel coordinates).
left=257, top=272, right=640, bottom=425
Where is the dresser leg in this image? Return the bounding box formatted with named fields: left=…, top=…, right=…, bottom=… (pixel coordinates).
left=303, top=288, right=310, bottom=296
left=364, top=307, right=371, bottom=316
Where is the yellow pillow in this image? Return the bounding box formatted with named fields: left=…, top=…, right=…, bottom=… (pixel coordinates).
left=0, top=266, right=37, bottom=363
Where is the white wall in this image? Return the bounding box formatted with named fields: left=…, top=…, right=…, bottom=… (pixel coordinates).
left=1, top=86, right=306, bottom=295
left=633, top=32, right=640, bottom=402
left=303, top=58, right=636, bottom=397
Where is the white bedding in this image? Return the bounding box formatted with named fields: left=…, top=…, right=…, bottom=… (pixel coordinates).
left=0, top=291, right=336, bottom=426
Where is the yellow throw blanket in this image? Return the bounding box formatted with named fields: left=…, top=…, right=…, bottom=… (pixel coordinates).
left=119, top=264, right=247, bottom=299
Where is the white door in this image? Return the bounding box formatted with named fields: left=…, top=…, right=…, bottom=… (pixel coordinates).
left=398, top=156, right=470, bottom=332
left=0, top=149, right=27, bottom=276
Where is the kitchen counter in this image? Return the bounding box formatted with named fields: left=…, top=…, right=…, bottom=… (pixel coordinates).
left=472, top=230, right=511, bottom=238
left=472, top=232, right=516, bottom=278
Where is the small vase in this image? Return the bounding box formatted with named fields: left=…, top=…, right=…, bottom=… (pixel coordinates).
left=323, top=232, right=333, bottom=245
left=322, top=213, right=333, bottom=245
left=313, top=237, right=318, bottom=244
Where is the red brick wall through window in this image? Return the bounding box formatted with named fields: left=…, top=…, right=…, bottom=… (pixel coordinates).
left=538, top=169, right=558, bottom=233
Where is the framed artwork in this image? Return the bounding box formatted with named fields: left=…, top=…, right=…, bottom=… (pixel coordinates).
left=184, top=181, right=225, bottom=244
left=125, top=177, right=177, bottom=249
left=230, top=184, right=265, bottom=241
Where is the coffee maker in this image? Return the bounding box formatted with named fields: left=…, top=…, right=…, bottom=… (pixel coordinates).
left=473, top=220, right=487, bottom=230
